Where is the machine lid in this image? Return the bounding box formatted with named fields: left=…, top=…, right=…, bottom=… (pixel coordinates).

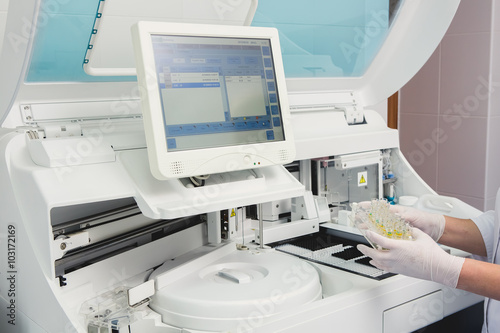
left=0, top=0, right=459, bottom=125
left=26, top=0, right=258, bottom=83
left=0, top=0, right=258, bottom=126
left=83, top=0, right=258, bottom=76
left=253, top=0, right=461, bottom=107
left=149, top=250, right=322, bottom=331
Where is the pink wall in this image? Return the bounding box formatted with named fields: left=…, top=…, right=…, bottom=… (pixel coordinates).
left=400, top=0, right=499, bottom=211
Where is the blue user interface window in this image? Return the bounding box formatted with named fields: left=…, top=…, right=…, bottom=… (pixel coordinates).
left=151, top=35, right=285, bottom=152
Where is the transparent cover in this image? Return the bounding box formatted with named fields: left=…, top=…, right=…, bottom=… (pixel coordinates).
left=350, top=199, right=413, bottom=249
left=80, top=287, right=151, bottom=331
left=252, top=0, right=391, bottom=78
left=26, top=0, right=392, bottom=82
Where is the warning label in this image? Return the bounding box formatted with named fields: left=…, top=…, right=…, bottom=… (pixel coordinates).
left=358, top=171, right=368, bottom=187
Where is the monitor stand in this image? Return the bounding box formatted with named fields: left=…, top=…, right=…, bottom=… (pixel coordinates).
left=117, top=149, right=305, bottom=219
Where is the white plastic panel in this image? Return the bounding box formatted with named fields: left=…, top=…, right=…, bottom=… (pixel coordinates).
left=383, top=291, right=444, bottom=333
left=128, top=280, right=155, bottom=306
left=21, top=100, right=141, bottom=124
left=117, top=149, right=305, bottom=219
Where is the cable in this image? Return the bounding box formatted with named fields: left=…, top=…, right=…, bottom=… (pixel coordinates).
left=189, top=174, right=210, bottom=187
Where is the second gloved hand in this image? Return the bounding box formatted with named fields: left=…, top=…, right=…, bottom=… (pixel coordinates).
left=357, top=228, right=464, bottom=288
left=390, top=205, right=445, bottom=242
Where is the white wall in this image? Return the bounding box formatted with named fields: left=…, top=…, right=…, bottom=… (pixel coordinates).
left=369, top=99, right=388, bottom=124
left=399, top=0, right=498, bottom=211
left=0, top=0, right=9, bottom=55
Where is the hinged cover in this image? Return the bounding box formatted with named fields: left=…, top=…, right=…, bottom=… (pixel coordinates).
left=1, top=0, right=460, bottom=129
left=84, top=0, right=258, bottom=76
left=282, top=0, right=460, bottom=108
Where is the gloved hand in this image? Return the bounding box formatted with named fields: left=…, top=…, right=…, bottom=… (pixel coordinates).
left=390, top=205, right=445, bottom=242
left=357, top=228, right=465, bottom=288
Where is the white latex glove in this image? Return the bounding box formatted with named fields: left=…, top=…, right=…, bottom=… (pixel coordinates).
left=390, top=205, right=445, bottom=242
left=357, top=228, right=465, bottom=288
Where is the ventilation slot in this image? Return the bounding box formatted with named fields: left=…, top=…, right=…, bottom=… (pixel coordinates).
left=279, top=150, right=290, bottom=162
left=170, top=161, right=185, bottom=175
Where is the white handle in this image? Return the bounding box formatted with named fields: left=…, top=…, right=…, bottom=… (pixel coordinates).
left=217, top=269, right=251, bottom=284
left=420, top=195, right=454, bottom=213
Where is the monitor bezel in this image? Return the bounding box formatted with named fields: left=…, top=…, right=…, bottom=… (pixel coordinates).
left=132, top=21, right=295, bottom=180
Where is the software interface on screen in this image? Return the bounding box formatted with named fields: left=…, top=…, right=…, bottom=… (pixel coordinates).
left=151, top=35, right=286, bottom=152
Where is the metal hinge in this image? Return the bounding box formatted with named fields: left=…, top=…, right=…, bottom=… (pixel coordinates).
left=39, top=124, right=83, bottom=139
left=339, top=105, right=364, bottom=125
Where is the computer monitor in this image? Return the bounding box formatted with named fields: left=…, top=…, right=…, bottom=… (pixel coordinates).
left=132, top=21, right=295, bottom=180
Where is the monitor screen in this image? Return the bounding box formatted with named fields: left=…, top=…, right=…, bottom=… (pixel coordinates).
left=132, top=22, right=295, bottom=180
left=151, top=35, right=285, bottom=152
